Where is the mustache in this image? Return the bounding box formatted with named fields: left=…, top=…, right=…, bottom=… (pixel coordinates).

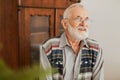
left=76, top=26, right=88, bottom=31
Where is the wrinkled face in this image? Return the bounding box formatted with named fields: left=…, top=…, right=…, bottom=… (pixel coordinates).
left=68, top=6, right=89, bottom=28
left=65, top=6, right=89, bottom=41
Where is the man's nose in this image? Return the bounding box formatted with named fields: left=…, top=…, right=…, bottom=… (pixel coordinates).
left=79, top=21, right=86, bottom=26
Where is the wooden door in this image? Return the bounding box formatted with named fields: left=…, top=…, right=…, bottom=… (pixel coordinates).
left=0, top=0, right=19, bottom=69
left=19, top=8, right=54, bottom=66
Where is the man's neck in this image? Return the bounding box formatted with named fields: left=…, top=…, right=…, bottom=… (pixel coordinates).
left=66, top=33, right=81, bottom=54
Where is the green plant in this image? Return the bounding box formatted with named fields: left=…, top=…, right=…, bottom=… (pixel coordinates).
left=0, top=59, right=52, bottom=80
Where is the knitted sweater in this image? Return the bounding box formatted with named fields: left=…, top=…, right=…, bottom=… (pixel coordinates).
left=40, top=33, right=104, bottom=80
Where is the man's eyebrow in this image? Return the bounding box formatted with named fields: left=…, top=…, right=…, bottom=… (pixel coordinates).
left=74, top=16, right=82, bottom=19
left=75, top=16, right=89, bottom=19
left=76, top=16, right=82, bottom=18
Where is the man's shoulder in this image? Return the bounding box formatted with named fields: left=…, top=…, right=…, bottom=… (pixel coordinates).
left=42, top=37, right=60, bottom=50
left=86, top=38, right=99, bottom=44
left=86, top=38, right=100, bottom=45
left=86, top=38, right=101, bottom=51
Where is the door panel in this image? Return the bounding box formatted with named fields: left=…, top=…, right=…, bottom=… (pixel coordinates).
left=19, top=8, right=54, bottom=66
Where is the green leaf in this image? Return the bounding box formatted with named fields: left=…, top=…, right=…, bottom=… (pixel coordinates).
left=0, top=59, right=55, bottom=80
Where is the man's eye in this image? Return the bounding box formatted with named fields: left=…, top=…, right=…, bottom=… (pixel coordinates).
left=85, top=17, right=89, bottom=21
left=75, top=17, right=82, bottom=21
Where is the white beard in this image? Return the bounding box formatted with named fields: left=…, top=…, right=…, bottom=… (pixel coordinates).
left=67, top=22, right=89, bottom=41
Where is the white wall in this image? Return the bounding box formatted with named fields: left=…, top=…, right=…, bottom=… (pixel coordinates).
left=81, top=0, right=120, bottom=80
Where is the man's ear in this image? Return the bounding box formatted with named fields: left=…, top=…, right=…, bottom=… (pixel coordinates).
left=61, top=19, right=68, bottom=30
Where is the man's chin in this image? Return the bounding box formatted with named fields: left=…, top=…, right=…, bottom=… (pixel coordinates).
left=77, top=33, right=88, bottom=40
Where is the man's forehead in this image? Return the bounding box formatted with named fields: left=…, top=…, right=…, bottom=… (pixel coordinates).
left=69, top=6, right=88, bottom=18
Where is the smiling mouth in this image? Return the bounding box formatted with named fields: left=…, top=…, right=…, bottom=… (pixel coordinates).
left=78, top=28, right=87, bottom=31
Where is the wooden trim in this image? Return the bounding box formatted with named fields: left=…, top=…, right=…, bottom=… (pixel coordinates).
left=18, top=0, right=74, bottom=8
left=0, top=0, right=5, bottom=58
left=55, top=9, right=64, bottom=36
left=18, top=8, right=26, bottom=67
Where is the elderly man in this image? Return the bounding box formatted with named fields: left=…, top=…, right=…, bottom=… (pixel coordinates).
left=40, top=3, right=104, bottom=80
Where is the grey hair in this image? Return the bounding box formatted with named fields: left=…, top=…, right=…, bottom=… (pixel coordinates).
left=63, top=3, right=84, bottom=19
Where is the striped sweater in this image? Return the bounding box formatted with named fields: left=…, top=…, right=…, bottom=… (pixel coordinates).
left=40, top=33, right=104, bottom=80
